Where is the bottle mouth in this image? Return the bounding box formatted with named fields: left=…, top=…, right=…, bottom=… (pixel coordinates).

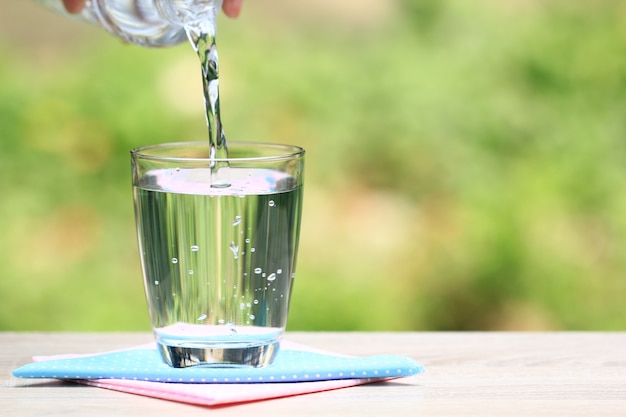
left=93, top=0, right=224, bottom=47
left=158, top=0, right=223, bottom=29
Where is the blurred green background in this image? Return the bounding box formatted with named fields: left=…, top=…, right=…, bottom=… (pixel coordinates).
left=1, top=0, right=625, bottom=331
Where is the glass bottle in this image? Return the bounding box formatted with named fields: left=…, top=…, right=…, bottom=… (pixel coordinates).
left=35, top=0, right=223, bottom=47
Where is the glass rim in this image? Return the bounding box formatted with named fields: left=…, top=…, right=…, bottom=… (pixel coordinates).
left=131, top=141, right=305, bottom=163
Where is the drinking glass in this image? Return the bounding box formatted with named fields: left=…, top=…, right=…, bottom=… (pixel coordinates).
left=131, top=141, right=304, bottom=368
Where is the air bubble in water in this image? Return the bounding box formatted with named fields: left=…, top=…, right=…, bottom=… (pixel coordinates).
left=249, top=314, right=255, bottom=320
left=218, top=319, right=225, bottom=324
left=233, top=216, right=242, bottom=226
left=171, top=258, right=178, bottom=264
left=253, top=299, right=259, bottom=305
left=197, top=314, right=207, bottom=321
left=277, top=269, right=283, bottom=274
left=154, top=280, right=159, bottom=285
left=188, top=270, right=194, bottom=275
left=267, top=273, right=277, bottom=282
left=191, top=245, right=199, bottom=252
left=245, top=238, right=250, bottom=244
left=254, top=268, right=262, bottom=274
left=268, top=200, right=275, bottom=207
left=250, top=247, right=256, bottom=253
left=240, top=303, right=245, bottom=310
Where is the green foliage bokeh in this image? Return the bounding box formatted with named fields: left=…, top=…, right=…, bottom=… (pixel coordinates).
left=1, top=0, right=625, bottom=331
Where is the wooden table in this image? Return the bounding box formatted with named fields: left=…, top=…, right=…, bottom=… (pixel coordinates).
left=2, top=332, right=625, bottom=416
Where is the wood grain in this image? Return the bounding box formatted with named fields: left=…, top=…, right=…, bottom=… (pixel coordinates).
left=2, top=332, right=625, bottom=416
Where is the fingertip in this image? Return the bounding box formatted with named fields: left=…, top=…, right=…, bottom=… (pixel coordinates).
left=222, top=0, right=243, bottom=18
left=63, top=0, right=87, bottom=14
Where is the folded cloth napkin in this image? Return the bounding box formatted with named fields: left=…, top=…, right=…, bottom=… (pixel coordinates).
left=13, top=341, right=424, bottom=406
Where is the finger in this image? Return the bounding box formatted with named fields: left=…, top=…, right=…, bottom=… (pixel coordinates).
left=62, top=0, right=87, bottom=14
left=222, top=0, right=243, bottom=18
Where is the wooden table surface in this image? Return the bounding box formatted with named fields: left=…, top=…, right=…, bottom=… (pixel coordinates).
left=2, top=332, right=625, bottom=416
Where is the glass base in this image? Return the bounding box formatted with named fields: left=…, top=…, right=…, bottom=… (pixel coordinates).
left=157, top=340, right=280, bottom=368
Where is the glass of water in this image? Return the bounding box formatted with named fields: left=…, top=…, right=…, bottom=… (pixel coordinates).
left=131, top=142, right=304, bottom=368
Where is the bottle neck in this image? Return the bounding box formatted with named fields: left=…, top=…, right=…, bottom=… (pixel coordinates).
left=86, top=0, right=223, bottom=47
left=157, top=0, right=223, bottom=29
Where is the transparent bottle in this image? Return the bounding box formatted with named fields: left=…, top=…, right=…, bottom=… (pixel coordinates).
left=36, top=0, right=223, bottom=47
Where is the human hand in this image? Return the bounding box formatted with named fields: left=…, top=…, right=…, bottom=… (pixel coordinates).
left=62, top=0, right=243, bottom=18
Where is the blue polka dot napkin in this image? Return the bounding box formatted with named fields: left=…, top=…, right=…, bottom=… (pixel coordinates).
left=12, top=341, right=425, bottom=406
left=14, top=348, right=422, bottom=383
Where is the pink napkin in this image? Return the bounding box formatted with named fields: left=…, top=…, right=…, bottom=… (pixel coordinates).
left=27, top=341, right=420, bottom=406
